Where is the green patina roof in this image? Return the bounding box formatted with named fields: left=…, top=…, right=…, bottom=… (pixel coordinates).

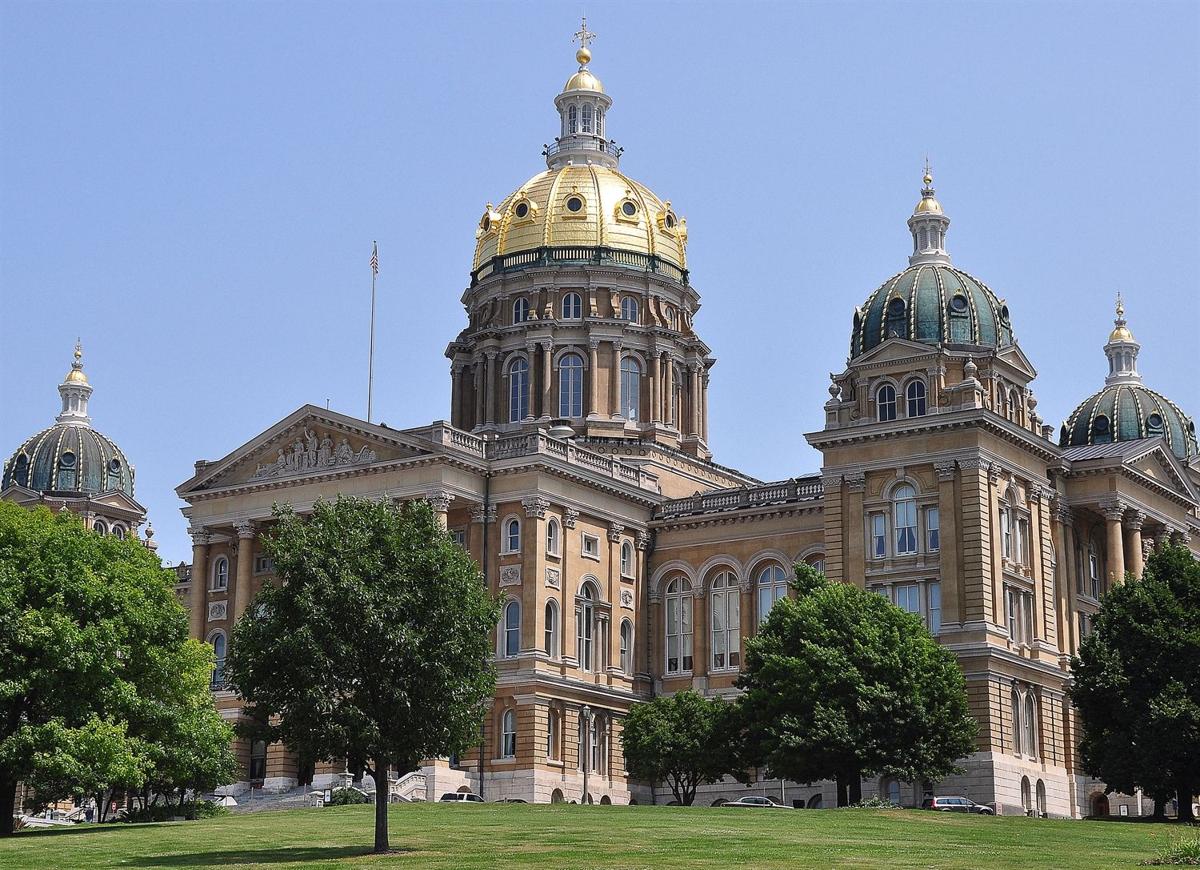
left=1060, top=383, right=1197, bottom=460
left=2, top=422, right=135, bottom=498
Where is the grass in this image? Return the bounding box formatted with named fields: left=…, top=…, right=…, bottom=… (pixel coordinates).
left=0, top=803, right=1188, bottom=869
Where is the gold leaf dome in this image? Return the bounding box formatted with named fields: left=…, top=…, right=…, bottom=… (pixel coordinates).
left=472, top=164, right=687, bottom=274
left=563, top=68, right=604, bottom=94
left=914, top=195, right=943, bottom=215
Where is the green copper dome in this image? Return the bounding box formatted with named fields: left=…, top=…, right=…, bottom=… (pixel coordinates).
left=1060, top=383, right=1196, bottom=460
left=850, top=263, right=1016, bottom=359
left=3, top=423, right=135, bottom=498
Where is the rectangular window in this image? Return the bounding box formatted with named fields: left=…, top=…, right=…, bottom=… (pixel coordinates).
left=1006, top=588, right=1019, bottom=641
left=253, top=555, right=274, bottom=575
left=450, top=529, right=466, bottom=548
left=1078, top=612, right=1092, bottom=640
left=895, top=584, right=920, bottom=614
left=895, top=501, right=918, bottom=555
left=928, top=582, right=942, bottom=635
left=1021, top=591, right=1034, bottom=645
left=1001, top=511, right=1012, bottom=560
left=1007, top=587, right=1034, bottom=645
left=1088, top=552, right=1102, bottom=599
left=581, top=533, right=600, bottom=559
left=871, top=514, right=886, bottom=559
left=926, top=508, right=940, bottom=552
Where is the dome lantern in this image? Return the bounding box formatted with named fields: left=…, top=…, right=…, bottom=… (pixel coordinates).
left=547, top=19, right=619, bottom=171
left=907, top=161, right=951, bottom=266
left=1104, top=292, right=1141, bottom=385
left=56, top=341, right=93, bottom=425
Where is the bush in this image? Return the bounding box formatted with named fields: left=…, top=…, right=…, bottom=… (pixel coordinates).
left=848, top=796, right=900, bottom=809
left=326, top=788, right=371, bottom=806
left=121, top=800, right=228, bottom=823
left=1143, top=836, right=1200, bottom=866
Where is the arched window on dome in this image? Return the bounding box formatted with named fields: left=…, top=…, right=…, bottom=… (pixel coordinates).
left=886, top=297, right=907, bottom=339
left=664, top=576, right=693, bottom=674
left=513, top=298, right=530, bottom=324
left=876, top=384, right=897, bottom=422
left=906, top=380, right=927, bottom=417
left=947, top=294, right=972, bottom=342
left=620, top=357, right=641, bottom=421
left=1146, top=412, right=1164, bottom=438
left=1092, top=414, right=1112, bottom=444
left=567, top=105, right=578, bottom=135
left=581, top=103, right=593, bottom=134
left=507, top=357, right=529, bottom=423
left=595, top=108, right=604, bottom=138
left=559, top=353, right=584, bottom=418
left=11, top=453, right=29, bottom=487
left=561, top=292, right=582, bottom=320
left=620, top=297, right=639, bottom=323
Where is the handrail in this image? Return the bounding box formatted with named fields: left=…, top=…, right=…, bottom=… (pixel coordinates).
left=471, top=245, right=688, bottom=287
left=657, top=477, right=824, bottom=519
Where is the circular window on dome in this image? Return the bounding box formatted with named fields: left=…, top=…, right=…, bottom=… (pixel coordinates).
left=622, top=201, right=637, bottom=217
left=949, top=295, right=969, bottom=314
left=1093, top=415, right=1110, bottom=434
left=60, top=451, right=76, bottom=468
left=514, top=202, right=529, bottom=219
left=1146, top=413, right=1164, bottom=434
left=1000, top=304, right=1011, bottom=324
left=665, top=212, right=677, bottom=229
left=566, top=196, right=584, bottom=213
left=108, top=458, right=122, bottom=473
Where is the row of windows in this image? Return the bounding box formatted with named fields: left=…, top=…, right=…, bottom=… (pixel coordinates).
left=876, top=380, right=927, bottom=422
left=511, top=294, right=641, bottom=325
left=92, top=519, right=127, bottom=539
left=501, top=586, right=634, bottom=676
left=501, top=706, right=610, bottom=775
left=869, top=485, right=939, bottom=559
left=501, top=516, right=635, bottom=574
left=874, top=580, right=942, bottom=635
left=565, top=103, right=604, bottom=137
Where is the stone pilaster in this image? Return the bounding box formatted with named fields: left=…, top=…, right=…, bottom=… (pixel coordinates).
left=844, top=472, right=866, bottom=588
left=957, top=459, right=995, bottom=627
left=821, top=473, right=845, bottom=584
left=522, top=497, right=550, bottom=652
left=934, top=461, right=961, bottom=630
left=1101, top=499, right=1127, bottom=587
left=1124, top=509, right=1145, bottom=578
left=233, top=520, right=256, bottom=623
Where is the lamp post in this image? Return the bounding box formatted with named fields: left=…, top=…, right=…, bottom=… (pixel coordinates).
left=581, top=705, right=594, bottom=804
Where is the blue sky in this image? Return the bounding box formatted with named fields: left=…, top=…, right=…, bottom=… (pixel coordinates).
left=2, top=1, right=1197, bottom=564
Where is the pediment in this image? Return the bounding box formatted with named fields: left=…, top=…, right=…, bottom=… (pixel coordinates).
left=88, top=489, right=147, bottom=513
left=849, top=338, right=938, bottom=369
left=995, top=343, right=1038, bottom=379
left=178, top=405, right=435, bottom=494
left=1126, top=444, right=1197, bottom=501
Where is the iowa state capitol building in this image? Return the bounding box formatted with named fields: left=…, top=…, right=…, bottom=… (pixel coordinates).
left=174, top=38, right=1200, bottom=817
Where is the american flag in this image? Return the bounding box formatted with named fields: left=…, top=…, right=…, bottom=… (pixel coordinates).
left=370, top=241, right=379, bottom=275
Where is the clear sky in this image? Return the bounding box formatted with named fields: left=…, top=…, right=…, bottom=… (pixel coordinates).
left=2, top=1, right=1197, bottom=564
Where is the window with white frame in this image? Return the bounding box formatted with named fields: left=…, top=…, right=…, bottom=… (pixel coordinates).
left=254, top=555, right=275, bottom=574
left=576, top=583, right=596, bottom=671
left=500, top=709, right=516, bottom=758
left=546, top=518, right=560, bottom=556
left=756, top=564, right=788, bottom=623
left=545, top=600, right=559, bottom=658
left=513, top=297, right=530, bottom=324
left=503, top=517, right=521, bottom=554
left=559, top=353, right=584, bottom=417
left=894, top=583, right=920, bottom=614
left=620, top=541, right=633, bottom=577
left=508, top=357, right=529, bottom=422
left=927, top=581, right=942, bottom=635
left=581, top=103, right=593, bottom=133
left=877, top=384, right=897, bottom=422
left=906, top=379, right=927, bottom=417
left=1001, top=509, right=1013, bottom=560
left=561, top=292, right=582, bottom=319
left=1088, top=543, right=1102, bottom=598
left=620, top=297, right=639, bottom=322
left=581, top=532, right=599, bottom=559
left=567, top=104, right=578, bottom=134
left=620, top=357, right=641, bottom=421
left=1023, top=692, right=1037, bottom=758
left=1010, top=687, right=1022, bottom=756
left=212, top=556, right=229, bottom=591
left=664, top=576, right=694, bottom=674
left=893, top=485, right=918, bottom=555
left=710, top=571, right=740, bottom=671
left=926, top=507, right=940, bottom=552
left=619, top=619, right=633, bottom=675
left=546, top=708, right=559, bottom=759
left=1006, top=587, right=1034, bottom=645
left=503, top=600, right=521, bottom=657
left=871, top=513, right=886, bottom=559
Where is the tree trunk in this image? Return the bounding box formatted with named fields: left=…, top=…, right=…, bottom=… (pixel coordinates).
left=0, top=777, right=17, bottom=836
left=835, top=773, right=849, bottom=807
left=1178, top=781, right=1195, bottom=823
left=372, top=761, right=389, bottom=854
left=849, top=775, right=862, bottom=805
left=1152, top=797, right=1166, bottom=819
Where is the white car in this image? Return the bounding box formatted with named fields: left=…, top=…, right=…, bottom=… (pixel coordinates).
left=438, top=792, right=484, bottom=803
left=723, top=796, right=791, bottom=809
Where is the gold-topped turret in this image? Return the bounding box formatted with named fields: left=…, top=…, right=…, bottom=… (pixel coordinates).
left=564, top=18, right=603, bottom=92
left=914, top=159, right=943, bottom=215
left=1109, top=292, right=1135, bottom=342
left=64, top=340, right=88, bottom=385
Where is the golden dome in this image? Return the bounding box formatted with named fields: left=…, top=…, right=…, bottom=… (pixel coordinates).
left=1109, top=324, right=1134, bottom=342
left=563, top=68, right=604, bottom=94
left=473, top=164, right=686, bottom=273
left=65, top=368, right=89, bottom=385
left=914, top=195, right=943, bottom=215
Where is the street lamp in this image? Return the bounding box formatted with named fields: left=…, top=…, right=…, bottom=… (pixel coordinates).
left=581, top=705, right=594, bottom=804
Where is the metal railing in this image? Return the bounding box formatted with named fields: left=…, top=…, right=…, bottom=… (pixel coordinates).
left=542, top=137, right=623, bottom=160
left=472, top=245, right=688, bottom=287
left=657, top=477, right=824, bottom=519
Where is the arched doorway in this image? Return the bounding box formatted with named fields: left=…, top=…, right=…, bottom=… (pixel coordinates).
left=550, top=788, right=564, bottom=804
left=599, top=795, right=611, bottom=805
left=1036, top=780, right=1047, bottom=818
left=1091, top=793, right=1109, bottom=817
left=1020, top=777, right=1031, bottom=816
left=807, top=794, right=823, bottom=809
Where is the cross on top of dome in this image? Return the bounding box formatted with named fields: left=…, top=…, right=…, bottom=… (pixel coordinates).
left=573, top=17, right=596, bottom=67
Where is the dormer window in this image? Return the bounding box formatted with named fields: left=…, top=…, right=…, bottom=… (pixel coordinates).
left=1093, top=414, right=1111, bottom=443
left=565, top=195, right=585, bottom=213
left=1146, top=413, right=1164, bottom=437
left=876, top=384, right=897, bottom=422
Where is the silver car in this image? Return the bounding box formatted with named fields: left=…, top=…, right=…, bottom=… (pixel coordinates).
left=723, top=796, right=791, bottom=808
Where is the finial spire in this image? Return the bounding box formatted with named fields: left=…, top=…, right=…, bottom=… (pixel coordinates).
left=1104, top=292, right=1140, bottom=383
left=1115, top=291, right=1124, bottom=321
left=573, top=17, right=596, bottom=68
left=57, top=339, right=93, bottom=424
left=907, top=160, right=950, bottom=264
left=923, top=156, right=933, bottom=188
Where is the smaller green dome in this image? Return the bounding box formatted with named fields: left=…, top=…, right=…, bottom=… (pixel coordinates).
left=851, top=263, right=1016, bottom=358
left=3, top=423, right=135, bottom=498
left=1060, top=384, right=1197, bottom=460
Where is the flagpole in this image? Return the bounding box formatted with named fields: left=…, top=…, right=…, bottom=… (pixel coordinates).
left=367, top=241, right=378, bottom=423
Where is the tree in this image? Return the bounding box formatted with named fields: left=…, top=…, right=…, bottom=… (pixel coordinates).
left=736, top=564, right=977, bottom=806
left=0, top=502, right=194, bottom=833
left=227, top=496, right=500, bottom=854
left=1071, top=544, right=1200, bottom=822
left=622, top=690, right=741, bottom=806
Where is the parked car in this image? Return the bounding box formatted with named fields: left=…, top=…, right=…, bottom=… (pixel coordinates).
left=723, top=796, right=791, bottom=809
left=438, top=792, right=484, bottom=803
left=921, top=796, right=994, bottom=815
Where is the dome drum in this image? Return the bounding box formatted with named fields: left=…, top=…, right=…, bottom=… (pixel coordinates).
left=472, top=244, right=688, bottom=288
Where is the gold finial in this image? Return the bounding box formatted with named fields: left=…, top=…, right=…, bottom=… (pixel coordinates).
left=1109, top=291, right=1134, bottom=342
left=1115, top=291, right=1124, bottom=320
left=65, top=338, right=88, bottom=385
left=574, top=17, right=596, bottom=67
left=922, top=157, right=933, bottom=188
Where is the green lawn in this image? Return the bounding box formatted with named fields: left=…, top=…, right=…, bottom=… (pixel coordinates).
left=0, top=803, right=1188, bottom=869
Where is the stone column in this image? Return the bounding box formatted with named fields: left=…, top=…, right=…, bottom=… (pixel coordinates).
left=1101, top=500, right=1127, bottom=587
left=473, top=359, right=485, bottom=429
left=1124, top=510, right=1145, bottom=579
left=739, top=576, right=755, bottom=644
left=233, top=521, right=255, bottom=622
left=663, top=356, right=674, bottom=427
left=450, top=363, right=463, bottom=428
left=609, top=341, right=622, bottom=419
left=540, top=340, right=553, bottom=419
left=844, top=472, right=867, bottom=588
left=688, top=363, right=701, bottom=436
left=650, top=352, right=661, bottom=424
left=484, top=351, right=497, bottom=425
left=588, top=339, right=601, bottom=418
left=934, top=461, right=961, bottom=630
left=1050, top=501, right=1073, bottom=654
left=188, top=528, right=210, bottom=640
left=427, top=490, right=453, bottom=529
left=524, top=343, right=537, bottom=422
left=691, top=584, right=707, bottom=683
left=701, top=371, right=709, bottom=441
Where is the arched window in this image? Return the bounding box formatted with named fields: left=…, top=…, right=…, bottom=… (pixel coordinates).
left=1011, top=687, right=1021, bottom=756
left=886, top=297, right=907, bottom=338
left=559, top=353, right=584, bottom=418
left=503, top=600, right=521, bottom=657
left=710, top=571, right=741, bottom=670
left=500, top=709, right=516, bottom=758
left=508, top=357, right=529, bottom=423
left=620, top=297, right=639, bottom=322
left=567, top=105, right=578, bottom=134
left=877, top=384, right=897, bottom=422
left=502, top=517, right=521, bottom=553
left=545, top=600, right=559, bottom=657
left=757, top=564, right=788, bottom=623
left=893, top=485, right=918, bottom=555
left=1023, top=692, right=1037, bottom=758
left=93, top=519, right=108, bottom=536
left=581, top=103, right=593, bottom=133
left=807, top=555, right=826, bottom=575
left=1020, top=776, right=1032, bottom=815
left=577, top=582, right=596, bottom=671
left=546, top=518, right=560, bottom=555
left=1036, top=780, right=1047, bottom=818
left=664, top=577, right=693, bottom=674
left=212, top=556, right=229, bottom=591
left=906, top=380, right=927, bottom=417
left=595, top=108, right=604, bottom=137
left=882, top=778, right=901, bottom=805
left=207, top=630, right=227, bottom=688
left=561, top=292, right=582, bottom=319
left=620, top=541, right=633, bottom=577
left=619, top=619, right=633, bottom=675
left=620, top=357, right=641, bottom=421
left=111, top=525, right=125, bottom=540
left=512, top=297, right=530, bottom=323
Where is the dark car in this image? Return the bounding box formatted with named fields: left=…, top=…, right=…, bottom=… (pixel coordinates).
left=921, top=796, right=994, bottom=815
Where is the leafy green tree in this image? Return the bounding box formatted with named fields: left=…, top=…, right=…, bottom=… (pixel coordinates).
left=0, top=502, right=193, bottom=833
left=15, top=717, right=144, bottom=816
left=1071, top=544, right=1200, bottom=822
left=736, top=564, right=977, bottom=806
left=622, top=690, right=742, bottom=805
left=227, top=496, right=500, bottom=854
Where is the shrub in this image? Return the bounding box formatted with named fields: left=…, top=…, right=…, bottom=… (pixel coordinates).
left=1143, top=836, right=1200, bottom=866
left=848, top=796, right=900, bottom=809
left=327, top=788, right=371, bottom=806
left=121, top=800, right=228, bottom=822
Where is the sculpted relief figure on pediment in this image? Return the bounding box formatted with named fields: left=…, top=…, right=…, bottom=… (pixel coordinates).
left=251, top=427, right=378, bottom=480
